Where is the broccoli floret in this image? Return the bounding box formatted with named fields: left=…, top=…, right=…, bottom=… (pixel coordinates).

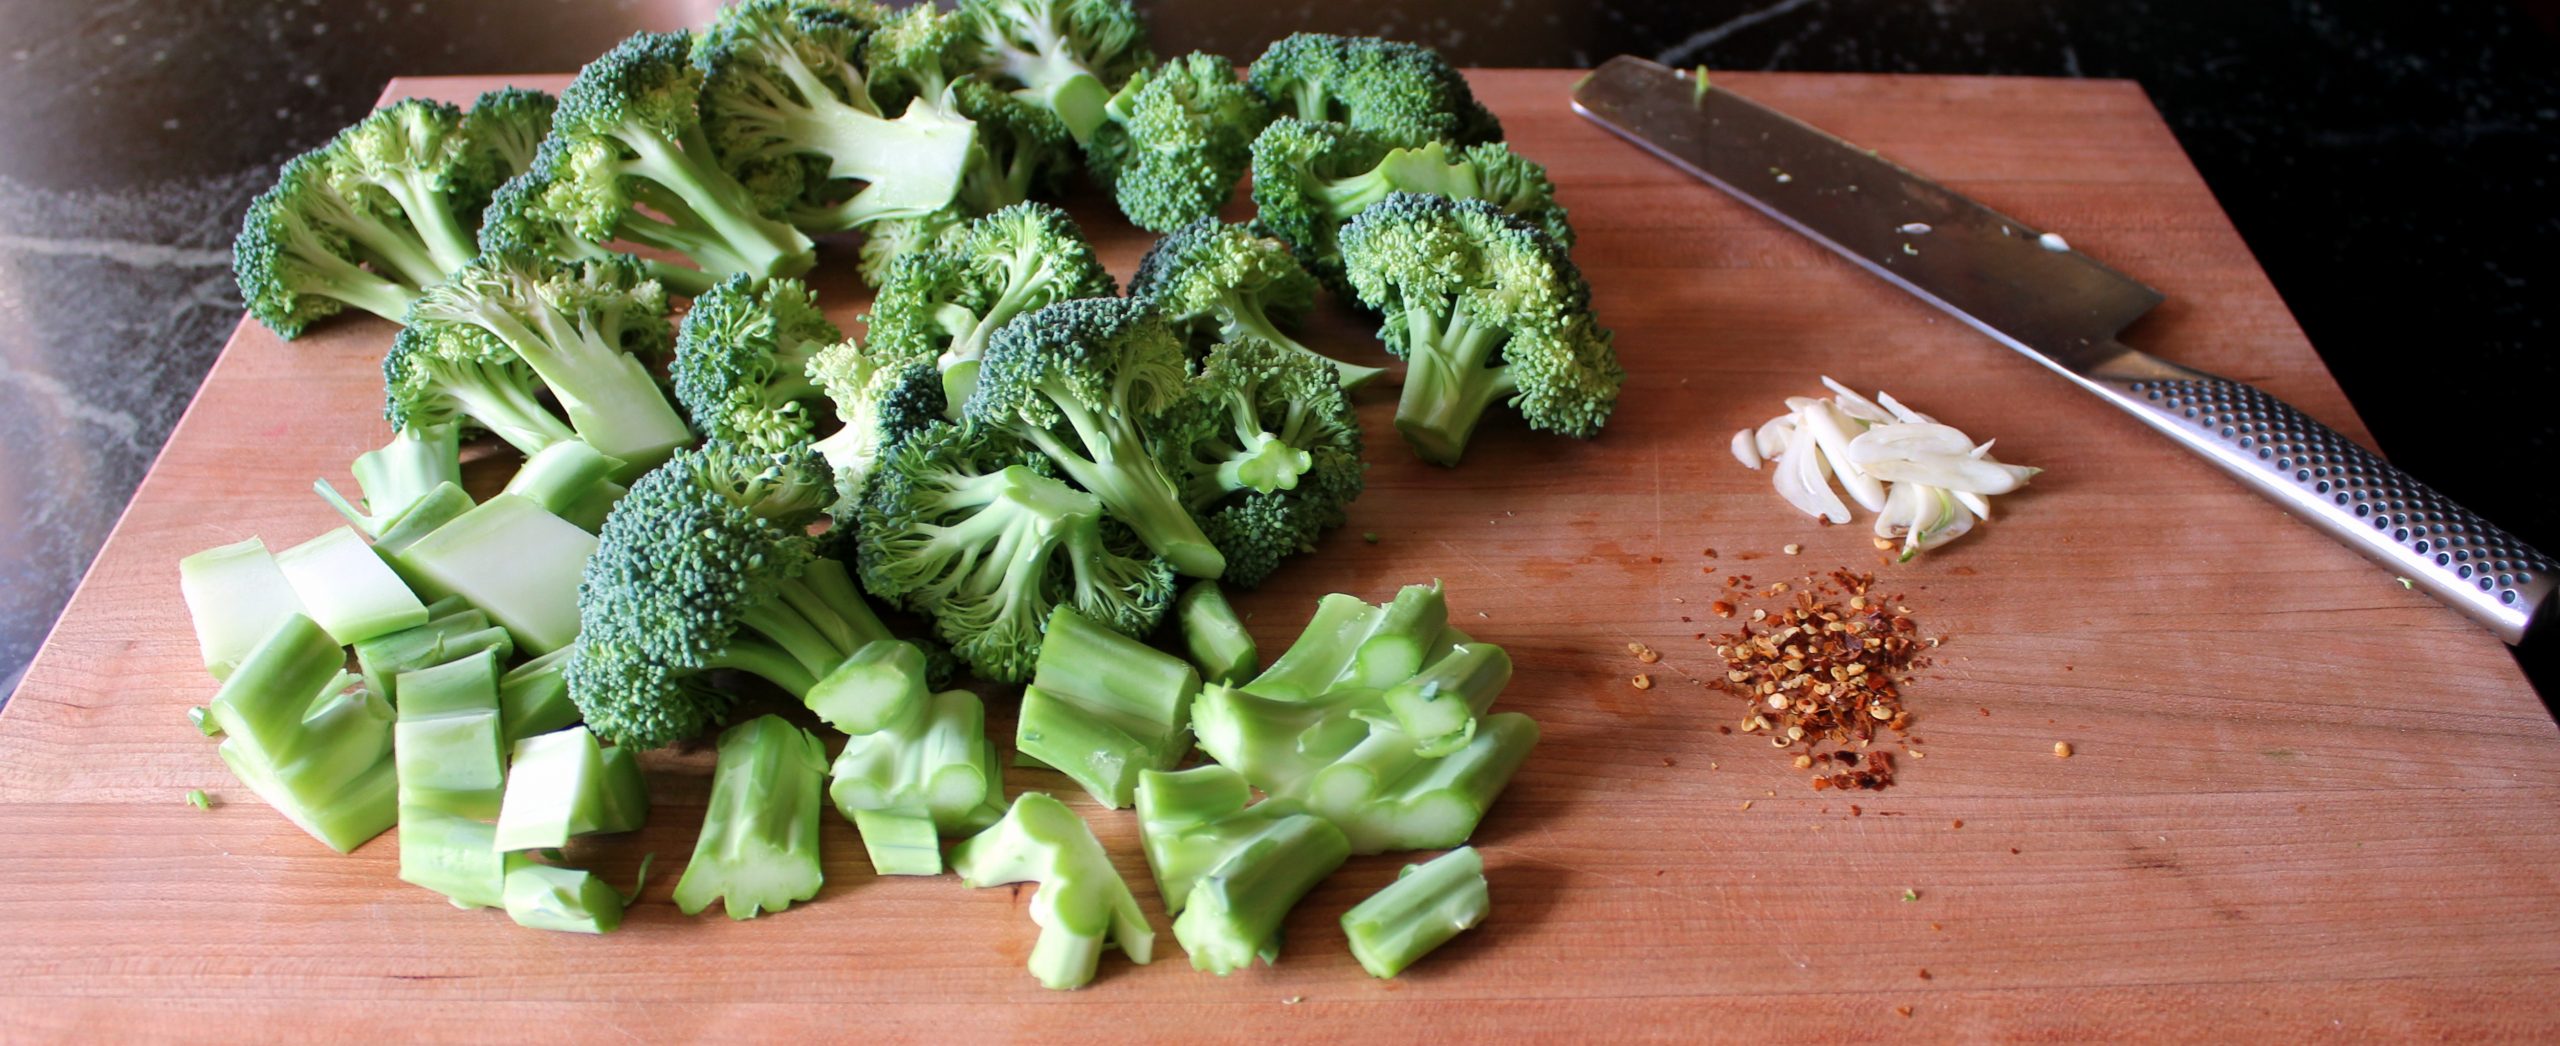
left=1152, top=338, right=1365, bottom=586
left=457, top=86, right=559, bottom=185
left=1130, top=216, right=1385, bottom=389
left=1342, top=845, right=1488, bottom=977
left=672, top=274, right=842, bottom=456
left=315, top=421, right=465, bottom=537
left=955, top=0, right=1154, bottom=144
left=696, top=1, right=976, bottom=234
left=950, top=792, right=1155, bottom=990
left=1338, top=192, right=1623, bottom=465
left=847, top=57, right=1079, bottom=287
left=325, top=98, right=488, bottom=276
left=808, top=350, right=950, bottom=510
left=1245, top=33, right=1500, bottom=147
left=543, top=30, right=818, bottom=281
left=383, top=324, right=576, bottom=459
left=234, top=152, right=440, bottom=338
left=674, top=714, right=829, bottom=919
left=566, top=440, right=929, bottom=749
left=205, top=614, right=397, bottom=853
left=1016, top=605, right=1201, bottom=807
left=827, top=686, right=1001, bottom=875
left=477, top=144, right=720, bottom=298
left=865, top=203, right=1115, bottom=406
left=1249, top=117, right=1571, bottom=292
left=855, top=422, right=1173, bottom=683
left=1135, top=764, right=1349, bottom=974
left=406, top=251, right=693, bottom=475
left=966, top=296, right=1225, bottom=578
left=1086, top=53, right=1271, bottom=232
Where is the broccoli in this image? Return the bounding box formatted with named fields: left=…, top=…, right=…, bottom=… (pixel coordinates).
left=456, top=86, right=559, bottom=184
left=827, top=686, right=1001, bottom=875
left=477, top=144, right=720, bottom=297
left=1338, top=192, right=1623, bottom=465
left=855, top=421, right=1173, bottom=683
left=966, top=296, right=1226, bottom=578
left=176, top=537, right=307, bottom=680
left=406, top=251, right=693, bottom=475
left=234, top=152, right=443, bottom=338
left=675, top=715, right=829, bottom=919
left=807, top=350, right=949, bottom=510
left=1016, top=605, right=1201, bottom=807
left=542, top=30, right=818, bottom=282
left=955, top=0, right=1154, bottom=144
left=1249, top=116, right=1571, bottom=292
left=863, top=203, right=1115, bottom=407
left=324, top=99, right=490, bottom=277
left=500, top=438, right=630, bottom=533
left=1342, top=845, right=1488, bottom=977
left=353, top=596, right=512, bottom=702
left=383, top=324, right=575, bottom=461
left=1150, top=338, right=1365, bottom=587
left=505, top=862, right=627, bottom=933
left=672, top=274, right=841, bottom=456
left=1130, top=217, right=1385, bottom=390
left=944, top=79, right=1079, bottom=229
left=1174, top=579, right=1256, bottom=686
left=206, top=614, right=397, bottom=853
left=392, top=649, right=508, bottom=819
left=950, top=792, right=1155, bottom=989
left=493, top=725, right=649, bottom=851
left=566, top=440, right=931, bottom=749
left=1086, top=53, right=1272, bottom=233
left=273, top=526, right=430, bottom=646
left=315, top=422, right=465, bottom=538
left=695, top=1, right=976, bottom=234
left=848, top=27, right=1080, bottom=286
left=390, top=494, right=597, bottom=656
left=1246, top=33, right=1501, bottom=148
left=1135, top=765, right=1350, bottom=974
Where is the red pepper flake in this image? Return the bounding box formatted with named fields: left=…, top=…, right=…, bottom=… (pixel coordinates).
left=1917, top=968, right=1931, bottom=980
left=1701, top=568, right=1938, bottom=791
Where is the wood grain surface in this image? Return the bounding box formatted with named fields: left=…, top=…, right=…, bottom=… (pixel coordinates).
left=3, top=70, right=2555, bottom=1040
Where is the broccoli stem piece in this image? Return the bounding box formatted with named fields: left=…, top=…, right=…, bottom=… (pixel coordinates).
left=1342, top=845, right=1488, bottom=977
left=393, top=650, right=507, bottom=819
left=208, top=614, right=398, bottom=853
left=177, top=537, right=307, bottom=680
left=1134, top=765, right=1350, bottom=974
left=1175, top=580, right=1257, bottom=685
left=1382, top=640, right=1507, bottom=758
left=1304, top=711, right=1537, bottom=854
left=390, top=494, right=597, bottom=655
left=505, top=862, right=626, bottom=933
left=499, top=648, right=581, bottom=744
left=274, top=526, right=430, bottom=646
left=673, top=715, right=828, bottom=920
left=353, top=599, right=512, bottom=702
left=500, top=439, right=628, bottom=533
left=398, top=808, right=510, bottom=910
left=1244, top=584, right=1454, bottom=701
left=369, top=483, right=475, bottom=562
left=493, top=726, right=646, bottom=851
left=950, top=792, right=1155, bottom=989
left=1392, top=304, right=1520, bottom=466
left=316, top=423, right=464, bottom=537
left=615, top=125, right=815, bottom=279
left=1351, top=579, right=1448, bottom=688
left=1016, top=605, right=1201, bottom=807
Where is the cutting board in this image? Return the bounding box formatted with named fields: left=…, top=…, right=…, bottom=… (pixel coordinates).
left=4, top=70, right=2555, bottom=1039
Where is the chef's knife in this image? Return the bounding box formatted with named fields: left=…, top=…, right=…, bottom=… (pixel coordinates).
left=1572, top=55, right=2553, bottom=644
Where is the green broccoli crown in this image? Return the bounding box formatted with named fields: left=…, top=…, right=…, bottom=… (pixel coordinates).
left=1088, top=53, right=1272, bottom=233
left=381, top=321, right=575, bottom=455
left=1156, top=338, right=1365, bottom=586
left=235, top=150, right=427, bottom=338
left=863, top=3, right=983, bottom=111
left=697, top=0, right=882, bottom=168
left=328, top=98, right=474, bottom=211
left=556, top=30, right=704, bottom=145
left=948, top=77, right=1078, bottom=210
left=1339, top=192, right=1622, bottom=461
left=1458, top=141, right=1573, bottom=249
left=855, top=422, right=1173, bottom=682
left=458, top=87, right=560, bottom=184
left=1129, top=217, right=1317, bottom=347
left=1249, top=117, right=1573, bottom=291
left=955, top=0, right=1153, bottom=143
left=1245, top=33, right=1501, bottom=148
left=809, top=347, right=949, bottom=511
left=672, top=274, right=844, bottom=455
left=865, top=202, right=1114, bottom=384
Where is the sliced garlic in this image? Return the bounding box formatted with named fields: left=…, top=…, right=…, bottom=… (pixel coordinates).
left=1733, top=378, right=2036, bottom=557
left=1731, top=428, right=1762, bottom=469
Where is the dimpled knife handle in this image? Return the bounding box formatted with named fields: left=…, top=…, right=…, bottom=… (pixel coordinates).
left=2078, top=361, right=2555, bottom=643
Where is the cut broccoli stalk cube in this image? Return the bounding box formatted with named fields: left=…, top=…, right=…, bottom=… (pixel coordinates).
left=315, top=423, right=464, bottom=537
left=498, top=648, right=581, bottom=744
left=369, top=483, right=476, bottom=562
left=1015, top=606, right=1201, bottom=808
left=390, top=494, right=596, bottom=654
left=188, top=705, right=221, bottom=737
left=1241, top=591, right=1375, bottom=700
left=1377, top=640, right=1506, bottom=758
left=1135, top=765, right=1350, bottom=975
left=803, top=638, right=930, bottom=736
left=1350, top=580, right=1447, bottom=688
left=1306, top=711, right=1538, bottom=854
left=492, top=726, right=646, bottom=851
left=208, top=614, right=398, bottom=853
left=673, top=715, right=827, bottom=920
left=1342, top=845, right=1488, bottom=977
left=397, top=806, right=511, bottom=909
left=504, top=862, right=624, bottom=934
left=274, top=526, right=430, bottom=645
left=1174, top=580, right=1257, bottom=686
left=950, top=792, right=1155, bottom=990
left=1015, top=687, right=1156, bottom=810
left=393, top=649, right=507, bottom=818
left=828, top=688, right=999, bottom=876
left=501, top=439, right=629, bottom=533
left=177, top=537, right=307, bottom=680
left=590, top=745, right=649, bottom=835
left=355, top=603, right=513, bottom=703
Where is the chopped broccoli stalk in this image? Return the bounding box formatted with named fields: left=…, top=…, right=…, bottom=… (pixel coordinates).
left=1129, top=217, right=1384, bottom=390
left=956, top=0, right=1154, bottom=144
left=862, top=203, right=1116, bottom=409
left=950, top=792, right=1155, bottom=989
left=1086, top=53, right=1272, bottom=232
left=189, top=706, right=221, bottom=737
left=1337, top=192, right=1623, bottom=465
left=805, top=637, right=928, bottom=734
left=1016, top=605, right=1200, bottom=807
left=391, top=494, right=596, bottom=655
left=504, top=862, right=625, bottom=934
left=177, top=537, right=307, bottom=680
left=370, top=484, right=477, bottom=562
left=500, top=439, right=629, bottom=533
left=850, top=809, right=946, bottom=876
left=673, top=715, right=828, bottom=920
left=1342, top=845, right=1487, bottom=977
left=1151, top=337, right=1367, bottom=586
left=492, top=726, right=643, bottom=851
left=969, top=296, right=1226, bottom=577
left=1175, top=580, right=1256, bottom=685
left=354, top=600, right=513, bottom=702
left=499, top=648, right=582, bottom=744
left=274, top=527, right=430, bottom=646
left=671, top=274, right=841, bottom=460
left=1245, top=585, right=1449, bottom=701
left=1249, top=117, right=1571, bottom=293
left=1195, top=682, right=1536, bottom=853
left=1245, top=33, right=1501, bottom=148
left=1378, top=640, right=1504, bottom=758
left=208, top=614, right=398, bottom=853
left=398, top=807, right=511, bottom=909
left=393, top=650, right=507, bottom=819
left=1352, top=579, right=1448, bottom=688
left=186, top=789, right=213, bottom=810
left=1135, top=765, right=1349, bottom=974
left=316, top=423, right=465, bottom=537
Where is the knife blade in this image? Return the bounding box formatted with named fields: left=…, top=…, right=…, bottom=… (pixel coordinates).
left=1572, top=55, right=2554, bottom=644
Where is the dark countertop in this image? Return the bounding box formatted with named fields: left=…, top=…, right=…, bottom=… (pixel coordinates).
left=2, top=0, right=2554, bottom=700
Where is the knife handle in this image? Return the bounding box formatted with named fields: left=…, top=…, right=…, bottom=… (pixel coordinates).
left=2081, top=352, right=2554, bottom=643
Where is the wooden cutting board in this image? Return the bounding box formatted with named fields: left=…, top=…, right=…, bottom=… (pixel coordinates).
left=4, top=69, right=2555, bottom=1039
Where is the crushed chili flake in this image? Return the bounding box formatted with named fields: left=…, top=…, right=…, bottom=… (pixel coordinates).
left=1704, top=567, right=1938, bottom=791
left=1631, top=674, right=1654, bottom=690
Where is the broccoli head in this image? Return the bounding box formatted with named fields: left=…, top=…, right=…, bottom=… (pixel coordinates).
left=808, top=345, right=950, bottom=516
left=1338, top=192, right=1622, bottom=465
left=1249, top=117, right=1571, bottom=292
left=457, top=86, right=559, bottom=186
left=672, top=274, right=842, bottom=456
left=1129, top=216, right=1385, bottom=390
left=955, top=0, right=1154, bottom=144
left=235, top=151, right=443, bottom=338
left=1155, top=338, right=1365, bottom=587
left=1086, top=53, right=1272, bottom=233
left=324, top=98, right=487, bottom=277
left=865, top=203, right=1115, bottom=406
left=965, top=296, right=1226, bottom=578
left=384, top=322, right=577, bottom=458
left=1246, top=33, right=1501, bottom=147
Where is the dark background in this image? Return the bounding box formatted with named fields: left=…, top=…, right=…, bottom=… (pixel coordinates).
left=0, top=0, right=2553, bottom=701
